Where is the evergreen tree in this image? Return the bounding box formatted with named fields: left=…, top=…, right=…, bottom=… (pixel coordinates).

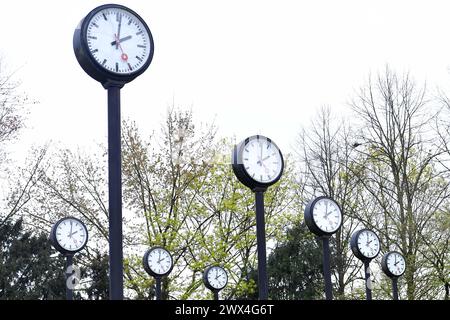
left=0, top=218, right=66, bottom=299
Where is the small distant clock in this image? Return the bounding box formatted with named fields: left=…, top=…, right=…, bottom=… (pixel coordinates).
left=50, top=217, right=88, bottom=255
left=232, top=135, right=284, bottom=190
left=203, top=266, right=228, bottom=291
left=381, top=251, right=406, bottom=278
left=304, top=196, right=343, bottom=236
left=143, top=247, right=174, bottom=278
left=350, top=229, right=381, bottom=261
left=74, top=4, right=154, bottom=87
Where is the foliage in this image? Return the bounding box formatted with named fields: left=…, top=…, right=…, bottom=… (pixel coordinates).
left=0, top=218, right=66, bottom=299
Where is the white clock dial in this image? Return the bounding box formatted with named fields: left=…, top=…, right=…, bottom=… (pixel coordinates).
left=55, top=218, right=88, bottom=252
left=357, top=230, right=380, bottom=259
left=207, top=266, right=228, bottom=290
left=86, top=7, right=151, bottom=74
left=386, top=252, right=406, bottom=276
left=242, top=137, right=283, bottom=184
left=312, top=198, right=342, bottom=233
left=147, top=248, right=173, bottom=276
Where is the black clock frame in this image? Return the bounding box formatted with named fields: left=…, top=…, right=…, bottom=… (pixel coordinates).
left=73, top=3, right=154, bottom=88
left=143, top=246, right=174, bottom=278
left=304, top=196, right=343, bottom=237
left=381, top=251, right=405, bottom=278
left=231, top=135, right=284, bottom=191
left=350, top=228, right=381, bottom=261
left=50, top=216, right=89, bottom=255
left=203, top=265, right=228, bottom=292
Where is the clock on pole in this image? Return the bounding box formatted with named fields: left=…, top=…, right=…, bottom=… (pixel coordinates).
left=73, top=4, right=154, bottom=300
left=304, top=196, right=343, bottom=300
left=50, top=216, right=88, bottom=300
left=232, top=134, right=284, bottom=300
left=143, top=247, right=174, bottom=300
left=203, top=265, right=228, bottom=300
left=381, top=251, right=406, bottom=300
left=350, top=228, right=381, bottom=300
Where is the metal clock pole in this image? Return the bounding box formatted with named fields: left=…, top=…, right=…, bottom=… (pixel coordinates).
left=392, top=278, right=399, bottom=300
left=304, top=196, right=343, bottom=301
left=321, top=236, right=333, bottom=300
left=73, top=4, right=155, bottom=301
left=65, top=254, right=74, bottom=300
left=363, top=260, right=372, bottom=300
left=155, top=277, right=162, bottom=300
left=213, top=291, right=219, bottom=300
left=381, top=251, right=406, bottom=301
left=107, top=84, right=124, bottom=300
left=231, top=135, right=284, bottom=301
left=254, top=187, right=268, bottom=300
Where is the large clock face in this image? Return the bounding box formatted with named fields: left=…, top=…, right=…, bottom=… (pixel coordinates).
left=206, top=266, right=228, bottom=290
left=312, top=198, right=342, bottom=234
left=386, top=252, right=406, bottom=277
left=85, top=6, right=152, bottom=75
left=54, top=218, right=88, bottom=253
left=242, top=136, right=283, bottom=184
left=146, top=247, right=173, bottom=276
left=356, top=230, right=380, bottom=259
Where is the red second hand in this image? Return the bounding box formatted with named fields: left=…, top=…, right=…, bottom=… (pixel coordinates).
left=115, top=34, right=128, bottom=61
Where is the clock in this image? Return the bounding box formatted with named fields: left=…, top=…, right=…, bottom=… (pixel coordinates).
left=350, top=229, right=381, bottom=261
left=50, top=217, right=88, bottom=255
left=304, top=196, right=343, bottom=236
left=381, top=251, right=406, bottom=278
left=203, top=266, right=228, bottom=291
left=232, top=135, right=284, bottom=190
left=143, top=247, right=174, bottom=277
left=74, top=4, right=154, bottom=88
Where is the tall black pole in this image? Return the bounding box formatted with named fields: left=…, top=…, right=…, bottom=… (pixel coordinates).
left=155, top=277, right=162, bottom=300
left=107, top=86, right=124, bottom=300
left=254, top=189, right=268, bottom=300
left=65, top=254, right=74, bottom=300
left=364, top=260, right=372, bottom=300
left=321, top=236, right=333, bottom=300
left=392, top=278, right=399, bottom=300
left=213, top=291, right=219, bottom=300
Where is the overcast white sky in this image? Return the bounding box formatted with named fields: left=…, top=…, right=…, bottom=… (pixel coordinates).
left=2, top=0, right=450, bottom=162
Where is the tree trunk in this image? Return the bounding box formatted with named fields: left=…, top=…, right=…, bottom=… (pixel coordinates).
left=445, top=282, right=449, bottom=300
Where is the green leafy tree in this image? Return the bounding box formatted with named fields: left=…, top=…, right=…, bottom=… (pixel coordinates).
left=266, top=223, right=325, bottom=300
left=0, top=218, right=66, bottom=299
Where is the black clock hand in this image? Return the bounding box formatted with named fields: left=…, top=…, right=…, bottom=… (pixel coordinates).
left=116, top=13, right=122, bottom=49
left=111, top=35, right=132, bottom=46
left=68, top=221, right=73, bottom=237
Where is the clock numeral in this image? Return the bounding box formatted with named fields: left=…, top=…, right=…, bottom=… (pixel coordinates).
left=102, top=59, right=107, bottom=65
left=136, top=56, right=143, bottom=62
left=91, top=49, right=98, bottom=53
left=102, top=13, right=108, bottom=21
left=136, top=31, right=143, bottom=35
left=128, top=63, right=133, bottom=71
left=128, top=18, right=132, bottom=25
left=92, top=22, right=99, bottom=28
left=137, top=44, right=146, bottom=48
left=115, top=63, right=119, bottom=72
